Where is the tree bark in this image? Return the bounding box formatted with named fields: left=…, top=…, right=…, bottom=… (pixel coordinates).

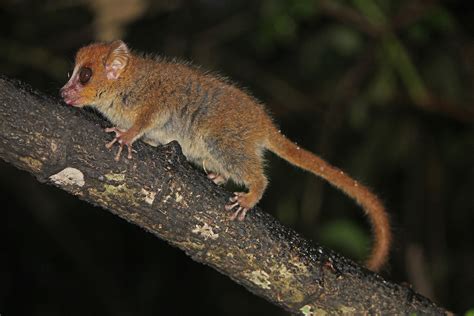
left=0, top=76, right=448, bottom=315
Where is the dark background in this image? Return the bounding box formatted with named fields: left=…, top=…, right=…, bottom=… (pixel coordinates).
left=0, top=0, right=473, bottom=315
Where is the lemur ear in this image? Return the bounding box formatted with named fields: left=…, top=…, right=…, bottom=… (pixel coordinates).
left=105, top=40, right=130, bottom=80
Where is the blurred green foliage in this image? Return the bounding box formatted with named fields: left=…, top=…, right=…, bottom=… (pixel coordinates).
left=466, top=308, right=474, bottom=316
left=319, top=219, right=370, bottom=260
left=259, top=0, right=318, bottom=47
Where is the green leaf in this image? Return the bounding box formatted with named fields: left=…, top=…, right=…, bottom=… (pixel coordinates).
left=465, top=308, right=474, bottom=316
left=327, top=25, right=363, bottom=57
left=319, top=219, right=370, bottom=260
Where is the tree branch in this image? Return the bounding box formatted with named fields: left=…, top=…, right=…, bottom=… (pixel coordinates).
left=0, top=77, right=448, bottom=315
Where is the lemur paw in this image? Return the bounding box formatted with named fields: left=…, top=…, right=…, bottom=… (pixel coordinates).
left=105, top=127, right=136, bottom=161
left=225, top=192, right=252, bottom=221
left=207, top=173, right=226, bottom=185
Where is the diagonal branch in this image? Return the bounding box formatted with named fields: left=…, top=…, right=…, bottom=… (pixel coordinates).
left=0, top=77, right=448, bottom=315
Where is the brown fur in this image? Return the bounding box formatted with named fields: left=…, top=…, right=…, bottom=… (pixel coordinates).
left=60, top=40, right=391, bottom=271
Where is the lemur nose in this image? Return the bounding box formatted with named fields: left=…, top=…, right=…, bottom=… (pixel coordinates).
left=60, top=86, right=70, bottom=99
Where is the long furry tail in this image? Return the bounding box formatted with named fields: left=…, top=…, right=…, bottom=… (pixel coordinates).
left=267, top=128, right=391, bottom=271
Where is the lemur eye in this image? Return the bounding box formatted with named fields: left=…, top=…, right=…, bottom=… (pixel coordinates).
left=79, top=67, right=92, bottom=84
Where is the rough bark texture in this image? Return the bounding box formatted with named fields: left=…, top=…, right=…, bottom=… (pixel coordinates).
left=0, top=76, right=448, bottom=315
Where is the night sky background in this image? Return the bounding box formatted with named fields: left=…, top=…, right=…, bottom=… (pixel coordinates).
left=0, top=0, right=473, bottom=315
